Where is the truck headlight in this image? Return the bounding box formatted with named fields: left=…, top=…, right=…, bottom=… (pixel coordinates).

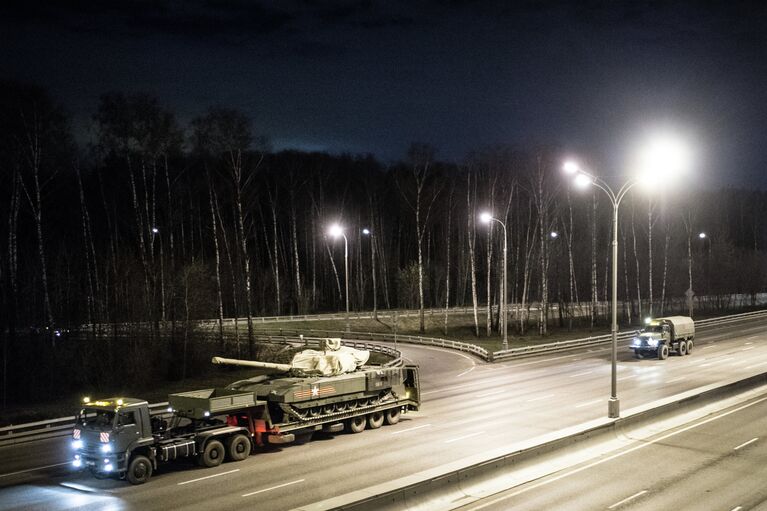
left=104, top=462, right=113, bottom=472
left=101, top=443, right=112, bottom=453
left=73, top=459, right=82, bottom=468
left=72, top=440, right=84, bottom=450
left=648, top=339, right=659, bottom=347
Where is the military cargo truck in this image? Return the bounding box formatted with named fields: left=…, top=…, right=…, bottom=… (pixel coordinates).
left=630, top=316, right=695, bottom=360
left=72, top=363, right=419, bottom=484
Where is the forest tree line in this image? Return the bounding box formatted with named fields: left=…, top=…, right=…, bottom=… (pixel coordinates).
left=2, top=82, right=767, bottom=349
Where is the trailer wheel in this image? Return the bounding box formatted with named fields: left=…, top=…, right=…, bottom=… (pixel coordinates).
left=226, top=434, right=251, bottom=462
left=199, top=440, right=225, bottom=468
left=678, top=340, right=688, bottom=356
left=367, top=411, right=384, bottom=429
left=346, top=415, right=366, bottom=434
left=686, top=340, right=694, bottom=354
left=658, top=344, right=669, bottom=360
left=384, top=408, right=401, bottom=425
left=126, top=454, right=152, bottom=485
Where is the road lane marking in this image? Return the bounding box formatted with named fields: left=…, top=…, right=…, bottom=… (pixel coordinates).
left=742, top=346, right=755, bottom=351
left=391, top=424, right=431, bottom=435
left=60, top=482, right=99, bottom=492
left=569, top=371, right=593, bottom=378
left=718, top=357, right=734, bottom=363
left=734, top=438, right=759, bottom=450
left=575, top=399, right=601, bottom=408
left=476, top=390, right=505, bottom=398
left=445, top=431, right=485, bottom=444
left=667, top=377, right=685, bottom=383
left=242, top=479, right=305, bottom=497
left=467, top=395, right=767, bottom=511
left=731, top=506, right=743, bottom=511
left=0, top=461, right=70, bottom=478
left=457, top=366, right=476, bottom=377
left=178, top=469, right=240, bottom=485
left=526, top=394, right=555, bottom=402
left=745, top=361, right=767, bottom=369
left=701, top=345, right=714, bottom=350
left=617, top=375, right=636, bottom=381
left=422, top=382, right=488, bottom=395
left=608, top=490, right=647, bottom=509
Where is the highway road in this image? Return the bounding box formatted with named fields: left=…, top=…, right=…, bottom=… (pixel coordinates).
left=2, top=317, right=767, bottom=510
left=458, top=391, right=767, bottom=511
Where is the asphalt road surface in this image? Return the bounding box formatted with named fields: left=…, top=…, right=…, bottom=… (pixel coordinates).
left=458, top=391, right=767, bottom=511
left=2, top=317, right=767, bottom=511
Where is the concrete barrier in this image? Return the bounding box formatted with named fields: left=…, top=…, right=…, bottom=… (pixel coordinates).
left=295, top=371, right=767, bottom=511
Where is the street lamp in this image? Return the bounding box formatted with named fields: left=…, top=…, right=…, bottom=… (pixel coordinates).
left=563, top=139, right=689, bottom=419
left=362, top=228, right=378, bottom=320
left=563, top=162, right=635, bottom=418
left=480, top=211, right=508, bottom=351
left=329, top=223, right=350, bottom=333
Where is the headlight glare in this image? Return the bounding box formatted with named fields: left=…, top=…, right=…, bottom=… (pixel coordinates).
left=72, top=440, right=84, bottom=450
left=101, top=443, right=112, bottom=453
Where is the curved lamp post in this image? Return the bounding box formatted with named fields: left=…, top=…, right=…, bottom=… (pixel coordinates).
left=480, top=212, right=508, bottom=351
left=329, top=223, right=350, bottom=333
left=564, top=137, right=690, bottom=418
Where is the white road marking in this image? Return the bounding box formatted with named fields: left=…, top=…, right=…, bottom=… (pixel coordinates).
left=608, top=490, right=648, bottom=509
left=575, top=399, right=601, bottom=408
left=242, top=479, right=305, bottom=497
left=457, top=366, right=476, bottom=377
left=0, top=461, right=70, bottom=479
left=390, top=424, right=432, bottom=435
left=422, top=381, right=488, bottom=396
left=60, top=482, right=98, bottom=492
left=745, top=361, right=767, bottom=369
left=718, top=357, right=734, bottom=363
left=701, top=345, right=714, bottom=350
left=617, top=374, right=636, bottom=381
left=178, top=469, right=240, bottom=485
left=734, top=438, right=759, bottom=450
left=731, top=506, right=743, bottom=511
left=445, top=431, right=485, bottom=444
left=476, top=390, right=505, bottom=398
left=742, top=346, right=755, bottom=351
left=569, top=371, right=593, bottom=378
left=467, top=396, right=767, bottom=511
left=699, top=363, right=711, bottom=367
left=526, top=394, right=555, bottom=403
left=667, top=376, right=685, bottom=383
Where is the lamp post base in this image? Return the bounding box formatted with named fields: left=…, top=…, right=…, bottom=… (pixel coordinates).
left=608, top=397, right=620, bottom=418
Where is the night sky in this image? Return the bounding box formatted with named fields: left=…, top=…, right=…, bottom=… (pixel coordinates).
left=2, top=1, right=767, bottom=188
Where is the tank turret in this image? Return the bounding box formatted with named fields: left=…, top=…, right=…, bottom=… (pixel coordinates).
left=211, top=338, right=370, bottom=377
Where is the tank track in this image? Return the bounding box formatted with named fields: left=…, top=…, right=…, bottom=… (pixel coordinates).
left=279, top=392, right=397, bottom=422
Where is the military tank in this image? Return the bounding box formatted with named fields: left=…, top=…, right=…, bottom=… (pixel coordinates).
left=211, top=339, right=419, bottom=425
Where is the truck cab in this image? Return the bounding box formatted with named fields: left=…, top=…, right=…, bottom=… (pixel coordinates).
left=72, top=397, right=154, bottom=478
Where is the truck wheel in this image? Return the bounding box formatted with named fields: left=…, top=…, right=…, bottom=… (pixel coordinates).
left=678, top=340, right=688, bottom=356
left=686, top=340, right=694, bottom=354
left=384, top=408, right=401, bottom=425
left=346, top=415, right=366, bottom=434
left=199, top=440, right=225, bottom=468
left=367, top=411, right=384, bottom=429
left=658, top=344, right=669, bottom=360
left=226, top=434, right=251, bottom=462
left=126, top=454, right=152, bottom=485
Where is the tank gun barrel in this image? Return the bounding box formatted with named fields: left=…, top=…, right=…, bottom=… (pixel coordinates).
left=211, top=356, right=292, bottom=372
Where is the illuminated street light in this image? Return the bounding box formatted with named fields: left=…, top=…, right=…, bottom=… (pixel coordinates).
left=151, top=227, right=159, bottom=234
left=550, top=231, right=559, bottom=239
left=698, top=232, right=707, bottom=239
left=562, top=140, right=688, bottom=419
left=328, top=223, right=350, bottom=332
left=479, top=211, right=508, bottom=351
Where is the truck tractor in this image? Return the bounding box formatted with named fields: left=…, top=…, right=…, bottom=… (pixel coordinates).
left=630, top=316, right=695, bottom=360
